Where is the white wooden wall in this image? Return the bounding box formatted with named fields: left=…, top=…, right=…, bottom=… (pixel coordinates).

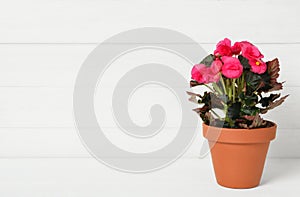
left=0, top=0, right=299, bottom=160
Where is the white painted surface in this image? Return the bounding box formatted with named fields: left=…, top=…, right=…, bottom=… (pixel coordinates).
left=0, top=0, right=299, bottom=195
left=0, top=158, right=299, bottom=196
left=0, top=42, right=297, bottom=158
left=0, top=0, right=299, bottom=43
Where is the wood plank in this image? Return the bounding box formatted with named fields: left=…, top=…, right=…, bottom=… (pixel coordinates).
left=0, top=86, right=294, bottom=128
left=0, top=128, right=298, bottom=158
left=0, top=0, right=299, bottom=43
left=0, top=44, right=298, bottom=86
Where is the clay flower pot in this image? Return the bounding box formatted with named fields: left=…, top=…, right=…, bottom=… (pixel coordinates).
left=203, top=122, right=277, bottom=189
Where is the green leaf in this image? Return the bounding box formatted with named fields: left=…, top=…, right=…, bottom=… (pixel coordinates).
left=186, top=91, right=202, bottom=104
left=267, top=58, right=280, bottom=84
left=238, top=55, right=251, bottom=69
left=259, top=93, right=280, bottom=107
left=239, top=92, right=258, bottom=106
left=193, top=106, right=212, bottom=125
left=227, top=102, right=241, bottom=119
left=257, top=72, right=272, bottom=92
left=239, top=114, right=266, bottom=129
left=241, top=106, right=260, bottom=116
left=260, top=95, right=289, bottom=114
left=244, top=71, right=262, bottom=92
left=210, top=93, right=225, bottom=109
left=200, top=54, right=214, bottom=67
left=190, top=80, right=203, bottom=87
left=260, top=58, right=284, bottom=93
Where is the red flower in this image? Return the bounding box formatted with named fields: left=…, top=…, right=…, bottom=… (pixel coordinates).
left=240, top=41, right=264, bottom=60
left=214, top=38, right=233, bottom=56
left=231, top=42, right=242, bottom=55
left=221, top=56, right=243, bottom=79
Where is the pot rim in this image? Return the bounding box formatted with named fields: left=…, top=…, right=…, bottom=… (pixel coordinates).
left=203, top=120, right=276, bottom=131
left=202, top=121, right=277, bottom=144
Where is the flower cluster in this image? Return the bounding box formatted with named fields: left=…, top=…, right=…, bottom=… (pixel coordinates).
left=188, top=38, right=288, bottom=129
left=192, top=38, right=267, bottom=84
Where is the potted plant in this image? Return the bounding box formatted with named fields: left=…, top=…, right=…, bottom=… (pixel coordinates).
left=187, top=38, right=288, bottom=189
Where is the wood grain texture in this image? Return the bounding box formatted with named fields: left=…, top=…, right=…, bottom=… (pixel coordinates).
left=0, top=0, right=299, bottom=159
left=0, top=86, right=293, bottom=128
left=0, top=128, right=298, bottom=158
left=0, top=0, right=299, bottom=43
left=0, top=44, right=297, bottom=87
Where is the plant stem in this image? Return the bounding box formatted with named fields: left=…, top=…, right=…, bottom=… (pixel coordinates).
left=232, top=78, right=236, bottom=102
left=211, top=109, right=222, bottom=119
left=237, top=77, right=241, bottom=95
left=204, top=84, right=214, bottom=92
left=227, top=79, right=232, bottom=101
left=241, top=73, right=245, bottom=92
left=212, top=83, right=222, bottom=95
left=219, top=74, right=227, bottom=95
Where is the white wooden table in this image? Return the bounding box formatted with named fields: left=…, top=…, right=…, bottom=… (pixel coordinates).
left=0, top=158, right=299, bottom=196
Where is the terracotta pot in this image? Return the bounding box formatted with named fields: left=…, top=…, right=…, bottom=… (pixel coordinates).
left=203, top=122, right=276, bottom=189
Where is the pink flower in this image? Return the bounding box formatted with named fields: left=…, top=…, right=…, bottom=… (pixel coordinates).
left=248, top=59, right=267, bottom=74
left=207, top=72, right=220, bottom=83
left=211, top=59, right=223, bottom=74
left=240, top=41, right=266, bottom=74
left=231, top=42, right=242, bottom=55
left=191, top=62, right=221, bottom=84
left=191, top=64, right=206, bottom=83
left=214, top=38, right=233, bottom=56
left=240, top=41, right=264, bottom=60
left=221, top=56, right=243, bottom=79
